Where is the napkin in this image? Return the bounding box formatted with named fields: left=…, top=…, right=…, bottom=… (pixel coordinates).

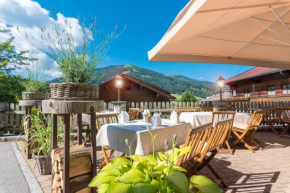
left=119, top=111, right=129, bottom=124
left=170, top=110, right=179, bottom=124
left=151, top=113, right=162, bottom=128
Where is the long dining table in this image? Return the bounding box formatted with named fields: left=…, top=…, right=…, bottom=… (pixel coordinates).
left=96, top=119, right=191, bottom=156
left=179, top=112, right=253, bottom=128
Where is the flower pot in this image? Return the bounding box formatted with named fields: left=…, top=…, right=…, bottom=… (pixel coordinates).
left=33, top=154, right=51, bottom=175
left=22, top=92, right=50, bottom=100
left=50, top=82, right=99, bottom=100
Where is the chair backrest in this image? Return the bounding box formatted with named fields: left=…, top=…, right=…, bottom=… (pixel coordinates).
left=176, top=119, right=232, bottom=167
left=212, top=111, right=235, bottom=126
left=127, top=111, right=138, bottom=121
left=247, top=108, right=263, bottom=113
left=176, top=123, right=213, bottom=166
left=247, top=110, right=265, bottom=130
left=96, top=113, right=119, bottom=131
left=276, top=107, right=290, bottom=122
left=129, top=108, right=140, bottom=113
left=208, top=119, right=233, bottom=152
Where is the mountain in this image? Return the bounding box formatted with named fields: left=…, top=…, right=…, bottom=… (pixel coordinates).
left=49, top=65, right=215, bottom=98
left=94, top=65, right=214, bottom=98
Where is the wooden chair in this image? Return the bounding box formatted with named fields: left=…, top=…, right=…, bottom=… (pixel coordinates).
left=129, top=108, right=140, bottom=119
left=276, top=107, right=290, bottom=138
left=127, top=111, right=139, bottom=121
left=212, top=111, right=235, bottom=154
left=96, top=113, right=119, bottom=167
left=231, top=111, right=265, bottom=153
left=177, top=119, right=233, bottom=188
left=263, top=108, right=279, bottom=135
left=129, top=108, right=140, bottom=113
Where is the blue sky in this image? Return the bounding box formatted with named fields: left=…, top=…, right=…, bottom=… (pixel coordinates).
left=1, top=0, right=253, bottom=81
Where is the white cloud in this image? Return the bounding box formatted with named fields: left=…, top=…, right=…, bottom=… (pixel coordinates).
left=199, top=77, right=204, bottom=80
left=0, top=0, right=83, bottom=79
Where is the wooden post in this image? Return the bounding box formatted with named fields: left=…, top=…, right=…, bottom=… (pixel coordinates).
left=51, top=114, right=57, bottom=189
left=90, top=108, right=97, bottom=193
left=52, top=114, right=58, bottom=149
left=252, top=83, right=256, bottom=96
left=63, top=114, right=70, bottom=193
left=77, top=113, right=82, bottom=145
left=25, top=106, right=32, bottom=159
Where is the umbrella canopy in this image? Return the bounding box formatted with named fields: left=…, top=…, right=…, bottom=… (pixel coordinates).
left=148, top=0, right=290, bottom=69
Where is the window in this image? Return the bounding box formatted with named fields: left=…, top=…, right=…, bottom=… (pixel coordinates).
left=244, top=90, right=250, bottom=97
left=282, top=85, right=290, bottom=94
left=268, top=86, right=275, bottom=96
left=126, top=86, right=131, bottom=91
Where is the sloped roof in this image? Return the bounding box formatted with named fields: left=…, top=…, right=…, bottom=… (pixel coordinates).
left=226, top=67, right=282, bottom=84
left=100, top=74, right=175, bottom=100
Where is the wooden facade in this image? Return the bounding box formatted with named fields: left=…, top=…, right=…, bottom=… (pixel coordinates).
left=99, top=74, right=175, bottom=103
left=226, top=67, right=290, bottom=99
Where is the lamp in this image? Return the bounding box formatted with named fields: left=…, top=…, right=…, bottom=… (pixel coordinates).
left=216, top=75, right=225, bottom=101
left=115, top=75, right=123, bottom=101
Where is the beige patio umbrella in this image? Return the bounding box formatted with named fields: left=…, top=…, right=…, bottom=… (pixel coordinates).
left=148, top=0, right=290, bottom=69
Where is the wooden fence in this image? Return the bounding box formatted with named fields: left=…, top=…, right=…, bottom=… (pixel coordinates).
left=231, top=101, right=290, bottom=112
left=2, top=100, right=290, bottom=132
left=0, top=101, right=213, bottom=132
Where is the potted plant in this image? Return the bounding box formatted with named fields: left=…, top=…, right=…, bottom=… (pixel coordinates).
left=25, top=109, right=63, bottom=175
left=89, top=126, right=222, bottom=193
left=18, top=11, right=124, bottom=100
left=22, top=63, right=50, bottom=100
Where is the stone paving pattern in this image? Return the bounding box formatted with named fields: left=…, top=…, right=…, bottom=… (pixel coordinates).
left=17, top=131, right=290, bottom=193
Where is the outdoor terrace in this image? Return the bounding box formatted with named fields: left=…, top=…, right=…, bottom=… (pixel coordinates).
left=14, top=130, right=290, bottom=193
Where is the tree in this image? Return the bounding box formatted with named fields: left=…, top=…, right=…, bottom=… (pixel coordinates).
left=0, top=29, right=35, bottom=73
left=180, top=91, right=197, bottom=102
left=0, top=73, right=25, bottom=103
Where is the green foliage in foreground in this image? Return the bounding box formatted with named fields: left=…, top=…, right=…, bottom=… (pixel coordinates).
left=89, top=127, right=222, bottom=193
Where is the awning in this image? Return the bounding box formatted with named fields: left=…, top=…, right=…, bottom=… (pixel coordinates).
left=148, top=0, right=290, bottom=69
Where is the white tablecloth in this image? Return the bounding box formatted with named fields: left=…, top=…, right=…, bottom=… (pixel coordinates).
left=179, top=112, right=252, bottom=127
left=96, top=119, right=191, bottom=156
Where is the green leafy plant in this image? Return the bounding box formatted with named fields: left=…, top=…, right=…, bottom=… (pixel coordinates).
left=18, top=10, right=125, bottom=83
left=89, top=126, right=222, bottom=193
left=24, top=62, right=49, bottom=93
left=25, top=109, right=63, bottom=157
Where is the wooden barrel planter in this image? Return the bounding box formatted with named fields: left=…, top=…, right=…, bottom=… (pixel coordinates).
left=22, top=92, right=50, bottom=100
left=50, top=83, right=99, bottom=100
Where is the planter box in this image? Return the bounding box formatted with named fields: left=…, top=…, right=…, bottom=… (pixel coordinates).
left=50, top=82, right=99, bottom=100
left=22, top=92, right=50, bottom=100
left=33, top=154, right=51, bottom=175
